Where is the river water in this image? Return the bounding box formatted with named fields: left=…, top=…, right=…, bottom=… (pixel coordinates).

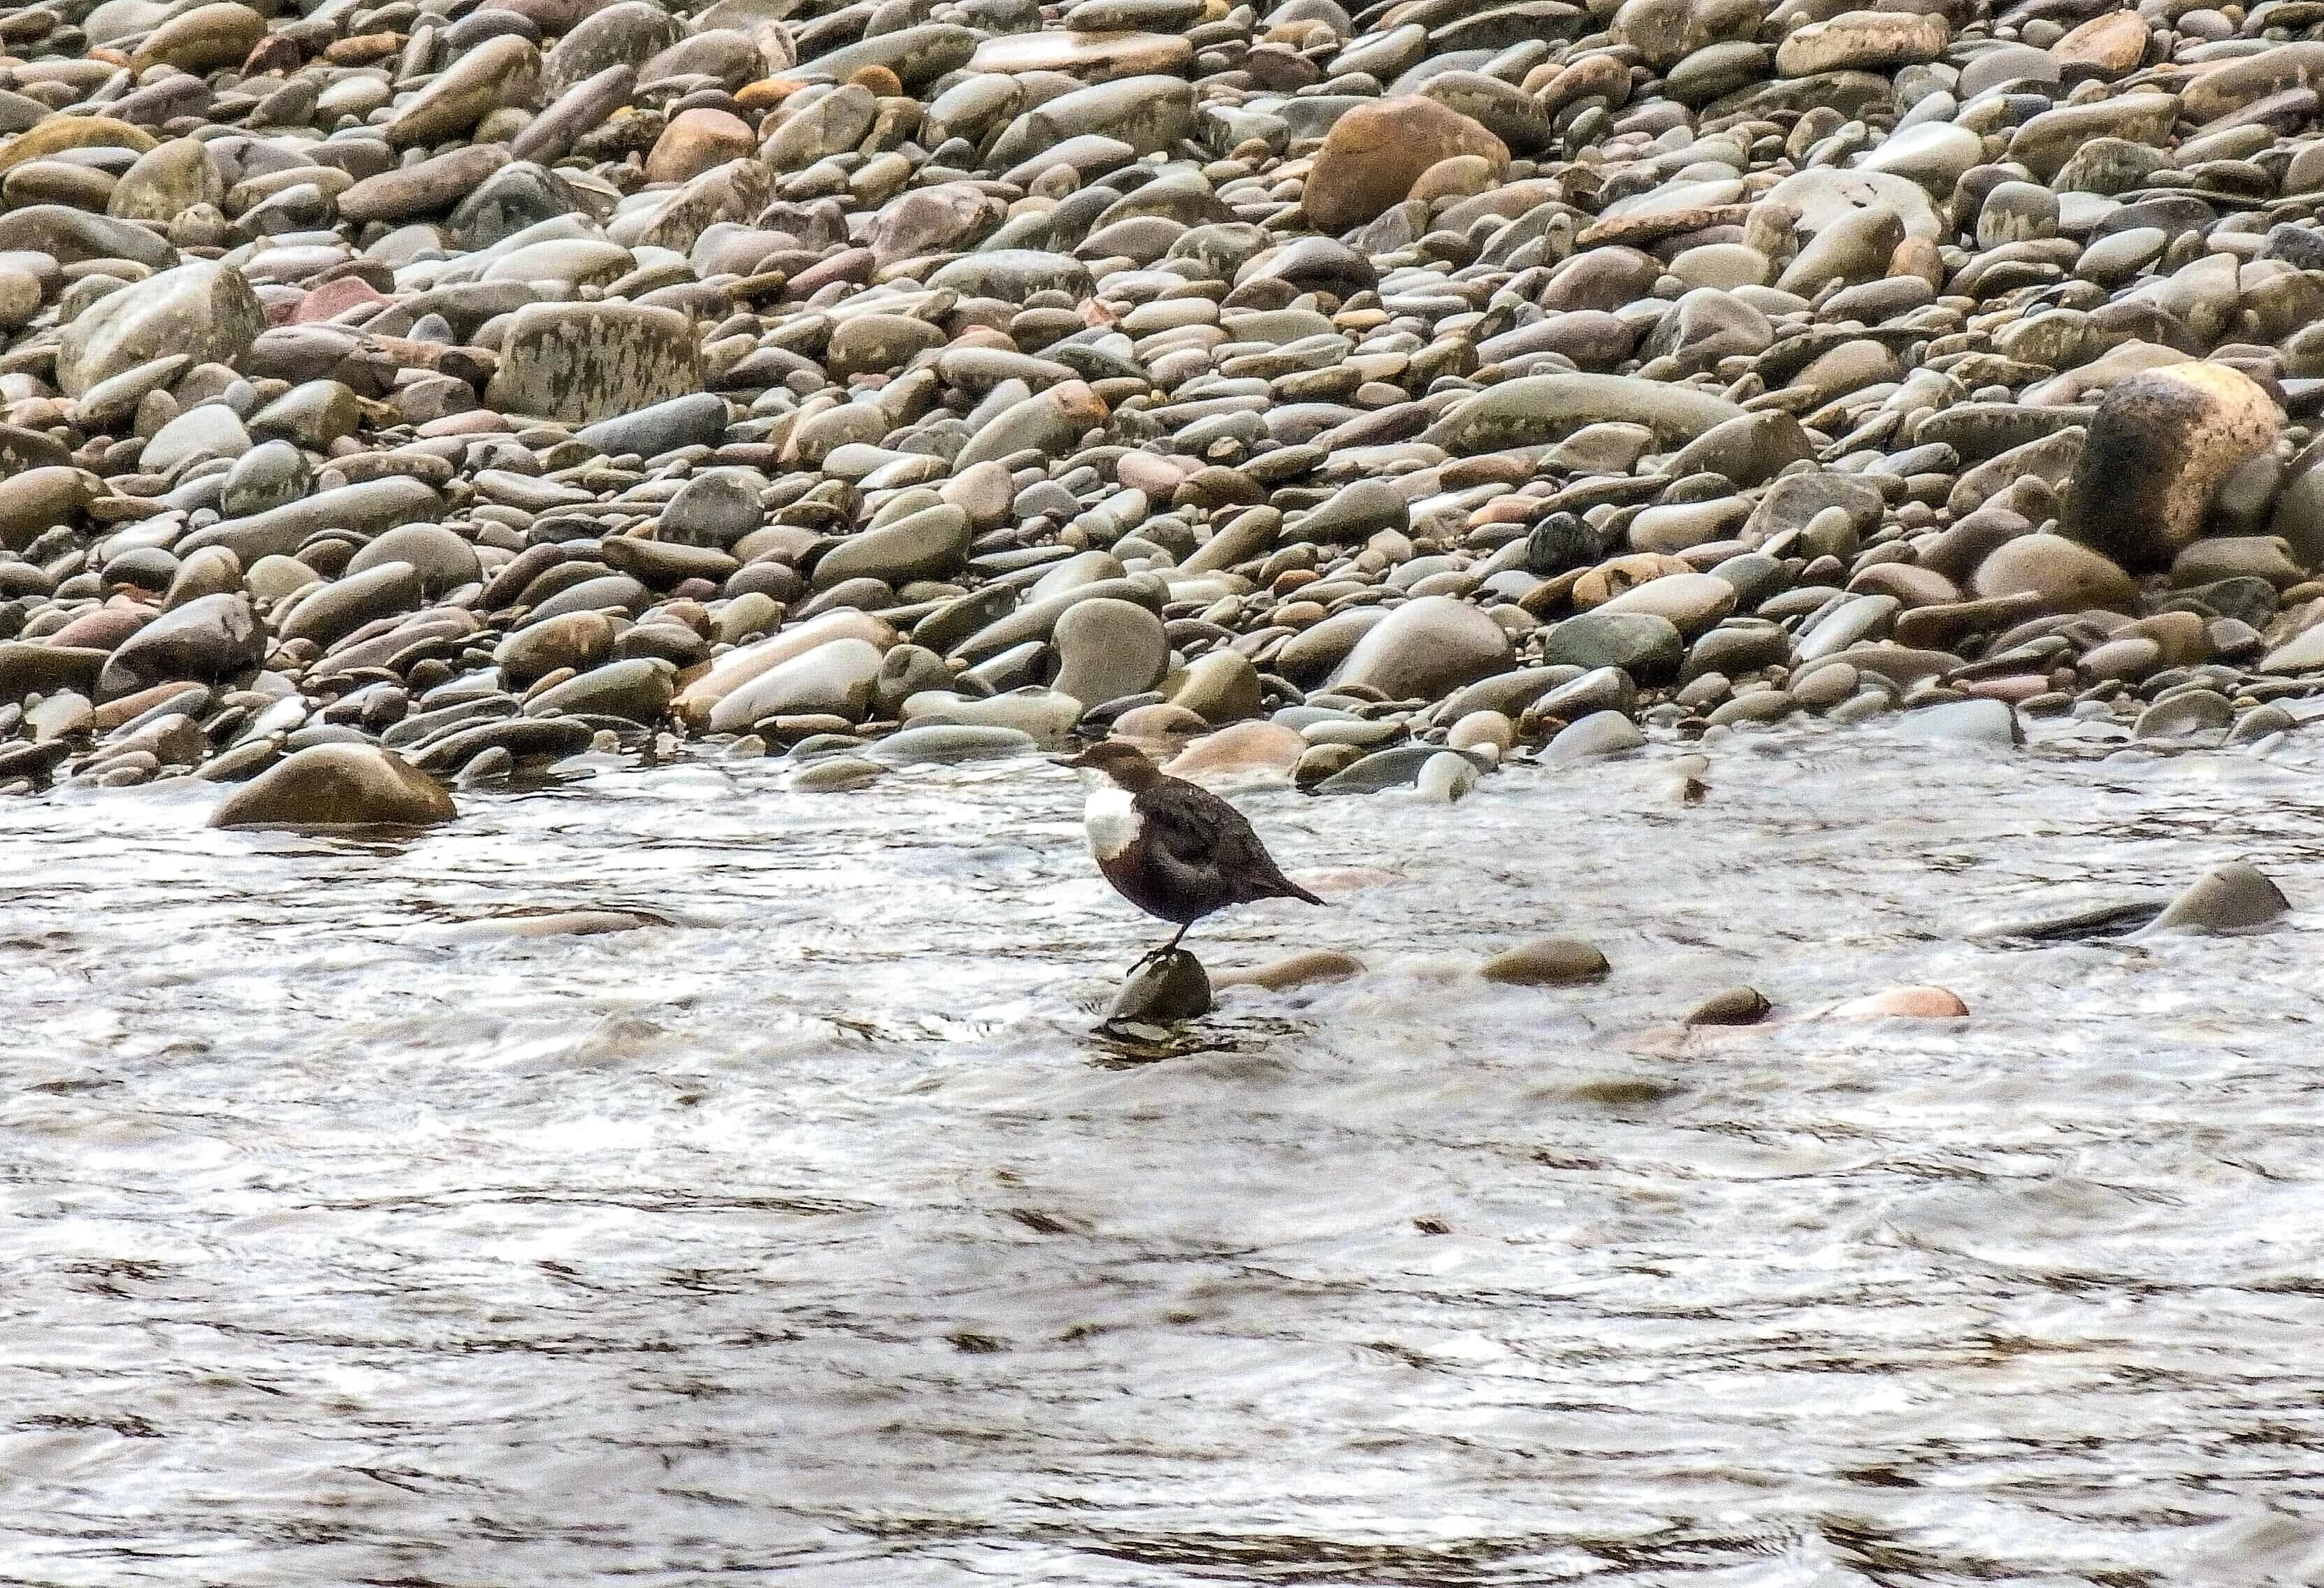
left=6, top=721, right=2324, bottom=1586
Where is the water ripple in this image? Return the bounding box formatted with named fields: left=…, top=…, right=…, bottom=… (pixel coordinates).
left=4, top=727, right=2324, bottom=1585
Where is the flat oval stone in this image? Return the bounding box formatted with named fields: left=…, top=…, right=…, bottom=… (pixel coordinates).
left=867, top=723, right=1039, bottom=763
left=1478, top=936, right=1610, bottom=985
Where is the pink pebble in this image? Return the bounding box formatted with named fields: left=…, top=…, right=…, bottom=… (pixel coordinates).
left=292, top=275, right=390, bottom=324
left=1828, top=986, right=1970, bottom=1018
left=1962, top=674, right=2050, bottom=703
left=415, top=410, right=514, bottom=438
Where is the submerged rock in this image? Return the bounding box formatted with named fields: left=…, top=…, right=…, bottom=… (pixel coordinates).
left=1214, top=950, right=1364, bottom=991
left=1826, top=986, right=1969, bottom=1018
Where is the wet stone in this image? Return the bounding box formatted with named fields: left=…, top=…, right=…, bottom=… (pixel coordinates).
left=1685, top=986, right=1770, bottom=1026
left=209, top=744, right=454, bottom=829
left=1546, top=710, right=1645, bottom=763
left=1106, top=949, right=1213, bottom=1024
left=2135, top=691, right=2235, bottom=739
left=869, top=723, right=1041, bottom=763
left=2144, top=863, right=2290, bottom=934
left=1478, top=937, right=1610, bottom=986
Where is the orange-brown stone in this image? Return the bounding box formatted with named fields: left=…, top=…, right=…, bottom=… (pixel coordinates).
left=1304, top=94, right=1508, bottom=233
left=736, top=77, right=804, bottom=112
left=0, top=115, right=155, bottom=176
left=131, top=1, right=267, bottom=73
left=2051, top=8, right=2148, bottom=75
left=324, top=31, right=405, bottom=64
left=644, top=108, right=758, bottom=184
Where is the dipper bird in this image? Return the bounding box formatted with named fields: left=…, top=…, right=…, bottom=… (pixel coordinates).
left=1057, top=740, right=1322, bottom=964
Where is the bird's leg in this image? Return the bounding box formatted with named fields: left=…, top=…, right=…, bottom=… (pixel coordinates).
left=1127, top=923, right=1192, bottom=972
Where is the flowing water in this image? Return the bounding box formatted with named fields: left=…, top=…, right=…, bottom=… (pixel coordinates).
left=8, top=722, right=2324, bottom=1587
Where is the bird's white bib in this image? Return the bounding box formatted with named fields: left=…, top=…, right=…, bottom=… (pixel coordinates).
left=1082, top=783, right=1140, bottom=860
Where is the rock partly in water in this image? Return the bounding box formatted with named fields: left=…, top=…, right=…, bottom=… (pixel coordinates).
left=1826, top=986, right=1970, bottom=1018
left=210, top=745, right=456, bottom=829
left=1478, top=937, right=1610, bottom=986
left=1684, top=986, right=1770, bottom=1026
left=2142, top=863, right=2290, bottom=934
left=1213, top=950, right=1364, bottom=991
left=1105, top=949, right=1213, bottom=1023
left=1167, top=721, right=1306, bottom=779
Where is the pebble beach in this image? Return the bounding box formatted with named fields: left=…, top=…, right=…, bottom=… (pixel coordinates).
left=3, top=0, right=2324, bottom=814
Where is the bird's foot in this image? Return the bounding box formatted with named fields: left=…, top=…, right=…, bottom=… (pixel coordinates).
left=1126, top=928, right=1192, bottom=973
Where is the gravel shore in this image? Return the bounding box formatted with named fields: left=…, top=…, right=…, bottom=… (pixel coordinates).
left=1, top=0, right=2321, bottom=821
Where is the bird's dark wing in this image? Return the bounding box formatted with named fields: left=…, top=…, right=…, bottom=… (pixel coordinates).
left=1137, top=777, right=1322, bottom=905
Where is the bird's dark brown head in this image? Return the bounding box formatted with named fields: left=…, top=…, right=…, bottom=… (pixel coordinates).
left=1054, top=739, right=1162, bottom=791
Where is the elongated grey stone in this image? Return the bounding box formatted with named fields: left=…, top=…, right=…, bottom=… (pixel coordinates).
left=484, top=302, right=703, bottom=424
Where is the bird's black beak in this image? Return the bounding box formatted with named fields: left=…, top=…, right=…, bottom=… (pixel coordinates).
left=1048, top=755, right=1080, bottom=770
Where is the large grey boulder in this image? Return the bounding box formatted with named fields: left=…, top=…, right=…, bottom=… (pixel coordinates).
left=55, top=261, right=265, bottom=397
left=484, top=303, right=703, bottom=424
